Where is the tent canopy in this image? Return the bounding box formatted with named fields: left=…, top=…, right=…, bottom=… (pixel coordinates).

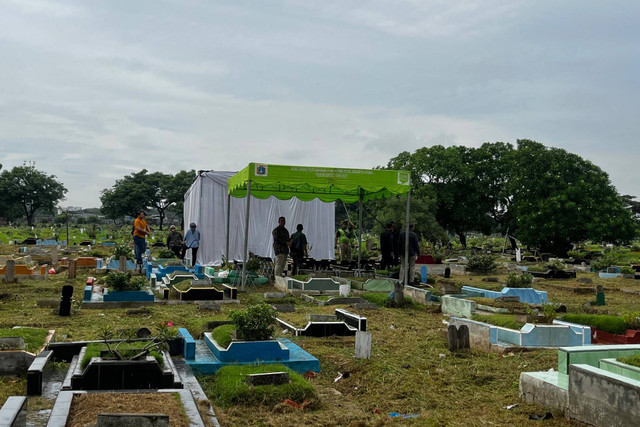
left=228, top=163, right=411, bottom=202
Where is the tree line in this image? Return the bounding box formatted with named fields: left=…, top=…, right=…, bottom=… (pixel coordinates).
left=1, top=140, right=639, bottom=255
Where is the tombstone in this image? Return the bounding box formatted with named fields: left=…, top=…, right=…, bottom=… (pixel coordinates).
left=136, top=327, right=152, bottom=338
left=420, top=266, right=427, bottom=283
left=67, top=260, right=77, bottom=279
left=448, top=324, right=470, bottom=351
left=5, top=260, right=15, bottom=283
left=355, top=331, right=372, bottom=359
left=515, top=248, right=522, bottom=262
left=444, top=266, right=451, bottom=279
left=596, top=284, right=605, bottom=306
left=59, top=285, right=73, bottom=316
left=119, top=256, right=127, bottom=272
left=51, top=247, right=58, bottom=266
left=339, top=284, right=350, bottom=297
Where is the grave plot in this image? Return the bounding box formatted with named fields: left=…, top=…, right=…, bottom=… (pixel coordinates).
left=149, top=263, right=204, bottom=282
left=520, top=344, right=640, bottom=426
left=276, top=308, right=366, bottom=337
left=82, top=272, right=155, bottom=304
left=557, top=313, right=640, bottom=345
left=170, top=279, right=238, bottom=302
left=0, top=260, right=49, bottom=281
left=0, top=328, right=55, bottom=377
left=203, top=267, right=269, bottom=286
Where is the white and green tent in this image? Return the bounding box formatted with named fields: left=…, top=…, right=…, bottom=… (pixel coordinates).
left=228, top=163, right=412, bottom=288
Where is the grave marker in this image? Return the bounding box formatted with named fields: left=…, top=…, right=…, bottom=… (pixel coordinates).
left=59, top=285, right=73, bottom=316
left=596, top=285, right=605, bottom=306
left=355, top=331, right=372, bottom=359
left=67, top=260, right=76, bottom=279
left=444, top=266, right=451, bottom=279
left=421, top=265, right=427, bottom=283
left=119, top=256, right=127, bottom=272
left=5, top=260, right=15, bottom=283
left=447, top=324, right=470, bottom=351
left=52, top=247, right=58, bottom=266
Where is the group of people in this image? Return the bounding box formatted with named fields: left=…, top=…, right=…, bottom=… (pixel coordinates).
left=272, top=215, right=420, bottom=285
left=131, top=211, right=200, bottom=272
left=272, top=216, right=309, bottom=277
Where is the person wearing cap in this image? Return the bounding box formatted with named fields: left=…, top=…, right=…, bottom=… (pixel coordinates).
left=180, top=222, right=201, bottom=267
left=133, top=210, right=151, bottom=272
left=166, top=225, right=183, bottom=258
left=289, top=223, right=308, bottom=276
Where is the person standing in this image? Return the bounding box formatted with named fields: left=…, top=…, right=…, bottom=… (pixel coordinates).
left=399, top=223, right=420, bottom=286
left=180, top=222, right=200, bottom=267
left=380, top=222, right=395, bottom=270
left=166, top=225, right=183, bottom=258
left=133, top=211, right=151, bottom=273
left=272, top=216, right=290, bottom=277
left=290, top=224, right=308, bottom=276
left=391, top=222, right=400, bottom=266
left=335, top=219, right=355, bottom=263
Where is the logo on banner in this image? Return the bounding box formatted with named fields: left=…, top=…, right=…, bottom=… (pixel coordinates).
left=397, top=171, right=410, bottom=185
left=255, top=164, right=268, bottom=176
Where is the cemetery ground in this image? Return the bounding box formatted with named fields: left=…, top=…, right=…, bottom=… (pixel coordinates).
left=4, top=238, right=640, bottom=425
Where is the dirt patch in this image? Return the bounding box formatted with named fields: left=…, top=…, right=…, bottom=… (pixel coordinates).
left=65, top=392, right=189, bottom=427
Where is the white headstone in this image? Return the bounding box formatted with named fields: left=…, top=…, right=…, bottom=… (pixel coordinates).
left=355, top=331, right=371, bottom=359
left=515, top=248, right=522, bottom=263
left=339, top=284, right=350, bottom=297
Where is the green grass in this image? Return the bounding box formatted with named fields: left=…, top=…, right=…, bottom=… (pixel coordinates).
left=199, top=364, right=316, bottom=408
left=211, top=324, right=234, bottom=348
left=472, top=314, right=525, bottom=330
left=619, top=355, right=640, bottom=368
left=0, top=327, right=49, bottom=353
left=361, top=292, right=391, bottom=306
left=561, top=313, right=627, bottom=335
left=81, top=342, right=163, bottom=369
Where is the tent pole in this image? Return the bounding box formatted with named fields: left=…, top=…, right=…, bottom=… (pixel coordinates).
left=241, top=180, right=251, bottom=291
left=358, top=189, right=363, bottom=274
left=226, top=193, right=231, bottom=261
left=403, top=190, right=411, bottom=286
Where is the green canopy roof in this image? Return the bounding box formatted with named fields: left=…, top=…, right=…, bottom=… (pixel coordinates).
left=228, top=163, right=410, bottom=203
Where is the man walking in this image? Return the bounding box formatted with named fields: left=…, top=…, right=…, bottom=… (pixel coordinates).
left=180, top=222, right=200, bottom=267
left=399, top=223, right=420, bottom=286
left=133, top=211, right=151, bottom=273
left=272, top=216, right=290, bottom=277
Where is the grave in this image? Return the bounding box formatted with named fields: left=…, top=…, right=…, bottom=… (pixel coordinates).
left=520, top=344, right=640, bottom=426
left=460, top=285, right=547, bottom=304
left=276, top=308, right=366, bottom=337
left=178, top=328, right=320, bottom=375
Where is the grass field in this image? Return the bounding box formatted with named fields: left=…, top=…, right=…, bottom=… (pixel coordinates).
left=4, top=243, right=640, bottom=425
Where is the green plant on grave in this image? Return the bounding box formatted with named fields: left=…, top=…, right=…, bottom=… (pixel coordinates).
left=540, top=304, right=558, bottom=322
left=104, top=272, right=145, bottom=292
left=211, top=324, right=235, bottom=348
left=244, top=257, right=261, bottom=273
left=466, top=253, right=497, bottom=273
left=619, top=355, right=640, bottom=368
left=567, top=250, right=587, bottom=260
left=154, top=248, right=177, bottom=259
left=620, top=266, right=636, bottom=275
left=505, top=272, right=533, bottom=288
left=561, top=313, right=627, bottom=335
left=89, top=322, right=177, bottom=367
left=546, top=259, right=566, bottom=270
left=228, top=302, right=276, bottom=341
left=113, top=242, right=133, bottom=260
left=621, top=312, right=640, bottom=330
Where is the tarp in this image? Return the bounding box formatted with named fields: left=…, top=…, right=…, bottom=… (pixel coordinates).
left=183, top=171, right=335, bottom=265
left=228, top=163, right=411, bottom=202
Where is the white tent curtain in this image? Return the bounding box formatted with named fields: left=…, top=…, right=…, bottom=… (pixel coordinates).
left=183, top=171, right=335, bottom=265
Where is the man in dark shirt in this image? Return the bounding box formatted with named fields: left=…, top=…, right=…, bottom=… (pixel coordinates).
left=272, top=216, right=290, bottom=276
left=380, top=222, right=395, bottom=270
left=166, top=225, right=183, bottom=258
left=399, top=223, right=420, bottom=285
left=290, top=224, right=308, bottom=276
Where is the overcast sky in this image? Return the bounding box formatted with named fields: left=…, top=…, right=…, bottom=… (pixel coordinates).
left=1, top=1, right=639, bottom=208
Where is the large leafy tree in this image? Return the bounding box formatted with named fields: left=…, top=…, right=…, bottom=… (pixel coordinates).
left=507, top=140, right=636, bottom=255
left=100, top=169, right=196, bottom=229
left=0, top=165, right=67, bottom=225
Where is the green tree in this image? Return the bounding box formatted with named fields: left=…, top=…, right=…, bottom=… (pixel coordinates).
left=507, top=140, right=636, bottom=255
left=100, top=169, right=196, bottom=229
left=0, top=165, right=67, bottom=226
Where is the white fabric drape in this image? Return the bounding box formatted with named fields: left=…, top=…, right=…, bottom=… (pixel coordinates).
left=183, top=171, right=335, bottom=265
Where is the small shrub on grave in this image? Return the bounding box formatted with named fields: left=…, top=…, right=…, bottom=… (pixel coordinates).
left=561, top=313, right=627, bottom=335
left=567, top=250, right=588, bottom=260
left=154, top=248, right=177, bottom=258
left=203, top=364, right=316, bottom=408
left=211, top=324, right=235, bottom=348
left=113, top=242, right=133, bottom=260
left=621, top=312, right=640, bottom=330
left=244, top=257, right=261, bottom=273
left=621, top=266, right=636, bottom=275
left=590, top=252, right=625, bottom=271
left=472, top=314, right=525, bottom=330
left=291, top=274, right=310, bottom=282
left=228, top=302, right=277, bottom=341
left=82, top=341, right=163, bottom=369
left=466, top=253, right=497, bottom=273
left=547, top=259, right=566, bottom=270
left=619, top=355, right=640, bottom=368
left=505, top=272, right=533, bottom=288
left=104, top=272, right=145, bottom=292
